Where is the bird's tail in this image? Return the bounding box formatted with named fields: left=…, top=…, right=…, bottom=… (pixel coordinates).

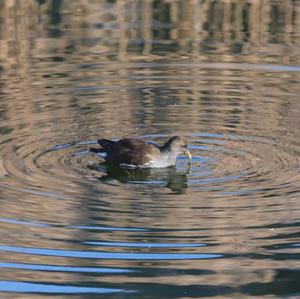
left=89, top=139, right=115, bottom=153
left=97, top=139, right=115, bottom=150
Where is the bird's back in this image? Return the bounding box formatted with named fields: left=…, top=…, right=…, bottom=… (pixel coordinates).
left=98, top=138, right=160, bottom=166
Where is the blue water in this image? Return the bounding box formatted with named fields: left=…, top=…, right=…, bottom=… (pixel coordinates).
left=1, top=1, right=300, bottom=298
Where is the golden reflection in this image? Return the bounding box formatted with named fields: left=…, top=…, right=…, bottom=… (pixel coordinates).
left=0, top=0, right=300, bottom=293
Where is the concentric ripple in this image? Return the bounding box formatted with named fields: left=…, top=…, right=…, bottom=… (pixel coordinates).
left=1, top=0, right=300, bottom=295
left=2, top=132, right=300, bottom=201
left=1, top=57, right=300, bottom=297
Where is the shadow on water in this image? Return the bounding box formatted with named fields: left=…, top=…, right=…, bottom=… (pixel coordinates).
left=88, top=162, right=189, bottom=194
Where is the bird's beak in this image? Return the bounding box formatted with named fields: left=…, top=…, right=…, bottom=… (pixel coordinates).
left=184, top=148, right=192, bottom=160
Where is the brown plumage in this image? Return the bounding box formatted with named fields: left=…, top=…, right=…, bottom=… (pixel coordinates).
left=90, top=136, right=192, bottom=168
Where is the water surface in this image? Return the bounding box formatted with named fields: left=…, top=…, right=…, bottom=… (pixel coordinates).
left=1, top=1, right=300, bottom=298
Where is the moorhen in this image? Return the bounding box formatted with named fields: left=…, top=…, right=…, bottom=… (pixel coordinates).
left=90, top=136, right=191, bottom=168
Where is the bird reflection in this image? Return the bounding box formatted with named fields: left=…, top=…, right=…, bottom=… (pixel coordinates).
left=88, top=163, right=189, bottom=193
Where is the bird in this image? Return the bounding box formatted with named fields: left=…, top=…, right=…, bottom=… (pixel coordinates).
left=89, top=136, right=192, bottom=168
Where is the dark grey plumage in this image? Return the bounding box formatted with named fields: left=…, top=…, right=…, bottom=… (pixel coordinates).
left=90, top=136, right=191, bottom=168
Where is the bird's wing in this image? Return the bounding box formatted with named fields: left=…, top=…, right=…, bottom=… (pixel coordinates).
left=106, top=139, right=160, bottom=166
left=116, top=138, right=159, bottom=151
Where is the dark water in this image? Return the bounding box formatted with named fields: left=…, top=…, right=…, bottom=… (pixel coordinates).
left=1, top=1, right=300, bottom=298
